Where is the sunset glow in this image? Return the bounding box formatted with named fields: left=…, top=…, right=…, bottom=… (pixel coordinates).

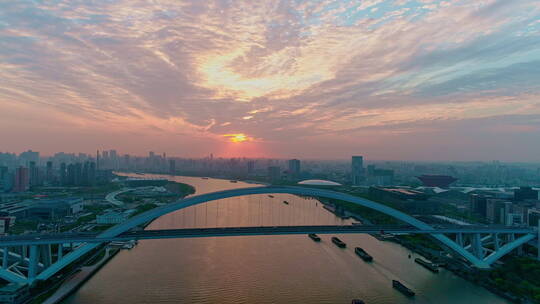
left=0, top=0, right=539, bottom=160
left=223, top=133, right=252, bottom=143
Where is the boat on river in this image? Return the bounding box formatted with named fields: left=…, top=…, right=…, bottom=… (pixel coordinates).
left=354, top=247, right=373, bottom=262
left=392, top=280, right=415, bottom=297
left=414, top=258, right=439, bottom=273
left=308, top=233, right=321, bottom=242
left=331, top=237, right=346, bottom=248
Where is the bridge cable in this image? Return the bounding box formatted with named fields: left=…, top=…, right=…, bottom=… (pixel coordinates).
left=182, top=209, right=186, bottom=228
left=194, top=205, right=197, bottom=228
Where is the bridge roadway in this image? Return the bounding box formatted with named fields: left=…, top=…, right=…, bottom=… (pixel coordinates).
left=0, top=225, right=535, bottom=247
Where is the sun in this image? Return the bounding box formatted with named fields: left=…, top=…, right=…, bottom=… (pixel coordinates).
left=223, top=133, right=252, bottom=143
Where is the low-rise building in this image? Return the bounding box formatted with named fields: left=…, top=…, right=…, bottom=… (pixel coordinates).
left=96, top=211, right=128, bottom=224
left=27, top=198, right=83, bottom=220
left=368, top=187, right=437, bottom=214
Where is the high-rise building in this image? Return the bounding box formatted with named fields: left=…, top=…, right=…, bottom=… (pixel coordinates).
left=486, top=198, right=508, bottom=224
left=351, top=156, right=365, bottom=186
left=29, top=161, right=39, bottom=187
left=123, top=154, right=130, bottom=170
left=169, top=159, right=176, bottom=174
left=470, top=194, right=490, bottom=219
left=371, top=169, right=394, bottom=186
left=0, top=166, right=10, bottom=192
left=46, top=161, right=53, bottom=184
left=110, top=150, right=118, bottom=170
left=19, top=150, right=39, bottom=166
left=96, top=150, right=101, bottom=170
left=89, top=162, right=96, bottom=185
left=528, top=209, right=540, bottom=227
left=367, top=164, right=376, bottom=176
left=247, top=160, right=255, bottom=175
left=267, top=166, right=281, bottom=182
left=13, top=167, right=29, bottom=192
left=514, top=187, right=538, bottom=201
left=287, top=159, right=301, bottom=179
left=0, top=166, right=8, bottom=179
left=60, top=163, right=67, bottom=185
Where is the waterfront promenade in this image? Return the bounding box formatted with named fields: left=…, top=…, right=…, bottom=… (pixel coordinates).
left=42, top=248, right=117, bottom=304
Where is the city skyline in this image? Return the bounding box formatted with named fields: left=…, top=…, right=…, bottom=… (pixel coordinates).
left=3, top=148, right=540, bottom=163
left=1, top=0, right=540, bottom=161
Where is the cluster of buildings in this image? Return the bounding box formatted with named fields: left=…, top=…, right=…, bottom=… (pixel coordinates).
left=0, top=150, right=117, bottom=193
left=469, top=186, right=540, bottom=227
left=0, top=198, right=84, bottom=234
left=350, top=155, right=396, bottom=186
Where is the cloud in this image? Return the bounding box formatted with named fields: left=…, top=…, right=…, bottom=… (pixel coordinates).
left=0, top=0, right=539, bottom=160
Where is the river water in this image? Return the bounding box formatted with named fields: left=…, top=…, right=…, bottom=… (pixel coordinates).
left=63, top=174, right=508, bottom=304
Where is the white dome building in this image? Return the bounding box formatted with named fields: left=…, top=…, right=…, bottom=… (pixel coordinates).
left=298, top=179, right=342, bottom=186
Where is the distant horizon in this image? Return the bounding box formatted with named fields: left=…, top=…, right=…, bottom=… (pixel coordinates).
left=2, top=148, right=540, bottom=164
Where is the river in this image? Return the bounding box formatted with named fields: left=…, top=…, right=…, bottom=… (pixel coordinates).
left=63, top=174, right=508, bottom=304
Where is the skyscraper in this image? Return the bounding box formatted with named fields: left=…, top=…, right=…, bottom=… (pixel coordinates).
left=351, top=156, right=365, bottom=186
left=96, top=150, right=101, bottom=170
left=247, top=160, right=255, bottom=176
left=110, top=150, right=118, bottom=170
left=19, top=150, right=39, bottom=166
left=13, top=167, right=29, bottom=192
left=46, top=161, right=53, bottom=184
left=60, top=162, right=67, bottom=185
left=169, top=159, right=176, bottom=174
left=267, top=166, right=281, bottom=182
left=287, top=159, right=301, bottom=179
left=0, top=166, right=9, bottom=192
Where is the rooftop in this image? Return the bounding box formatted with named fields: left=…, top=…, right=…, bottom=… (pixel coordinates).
left=298, top=179, right=341, bottom=186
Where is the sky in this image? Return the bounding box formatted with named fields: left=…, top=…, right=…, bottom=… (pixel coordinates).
left=1, top=0, right=539, bottom=161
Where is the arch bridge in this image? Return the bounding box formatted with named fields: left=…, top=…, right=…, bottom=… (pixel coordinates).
left=1, top=186, right=538, bottom=284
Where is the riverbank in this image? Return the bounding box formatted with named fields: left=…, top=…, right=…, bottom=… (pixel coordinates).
left=40, top=248, right=120, bottom=304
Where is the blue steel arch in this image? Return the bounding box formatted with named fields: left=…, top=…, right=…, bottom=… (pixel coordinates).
left=34, top=185, right=516, bottom=282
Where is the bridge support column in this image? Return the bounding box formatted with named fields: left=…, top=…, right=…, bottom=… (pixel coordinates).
left=457, top=233, right=463, bottom=247
left=28, top=245, right=38, bottom=281
left=2, top=247, right=8, bottom=269
left=473, top=233, right=484, bottom=259
left=493, top=233, right=500, bottom=251
left=19, top=246, right=26, bottom=264
left=40, top=245, right=52, bottom=267
left=58, top=244, right=63, bottom=260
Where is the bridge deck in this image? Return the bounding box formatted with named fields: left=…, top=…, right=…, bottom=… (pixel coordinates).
left=0, top=225, right=535, bottom=246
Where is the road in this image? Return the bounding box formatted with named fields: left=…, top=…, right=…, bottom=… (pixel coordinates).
left=1, top=225, right=535, bottom=246
left=104, top=188, right=134, bottom=206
